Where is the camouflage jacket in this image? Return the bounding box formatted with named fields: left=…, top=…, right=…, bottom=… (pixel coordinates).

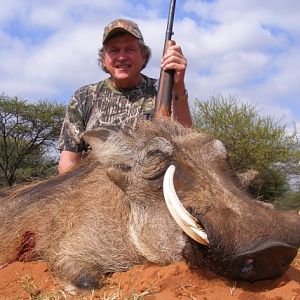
left=57, top=74, right=157, bottom=152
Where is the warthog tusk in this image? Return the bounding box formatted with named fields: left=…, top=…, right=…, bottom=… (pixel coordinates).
left=163, top=165, right=209, bottom=245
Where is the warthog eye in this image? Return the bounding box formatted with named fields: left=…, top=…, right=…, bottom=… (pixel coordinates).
left=240, top=258, right=255, bottom=275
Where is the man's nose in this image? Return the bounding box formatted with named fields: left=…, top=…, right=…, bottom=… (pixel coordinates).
left=117, top=50, right=128, bottom=61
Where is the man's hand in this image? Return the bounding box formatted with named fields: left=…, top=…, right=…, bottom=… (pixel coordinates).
left=160, top=40, right=192, bottom=127
left=161, top=41, right=187, bottom=96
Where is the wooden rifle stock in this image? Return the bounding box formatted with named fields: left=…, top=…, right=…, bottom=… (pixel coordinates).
left=155, top=0, right=176, bottom=119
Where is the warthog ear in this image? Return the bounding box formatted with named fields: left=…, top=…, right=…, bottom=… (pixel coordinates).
left=139, top=137, right=174, bottom=180
left=82, top=128, right=113, bottom=147
left=82, top=128, right=133, bottom=167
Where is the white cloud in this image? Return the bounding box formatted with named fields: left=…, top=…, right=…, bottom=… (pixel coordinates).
left=0, top=0, right=299, bottom=130
left=181, top=0, right=300, bottom=128
left=0, top=0, right=23, bottom=24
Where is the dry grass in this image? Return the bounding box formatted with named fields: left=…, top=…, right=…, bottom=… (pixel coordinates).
left=292, top=249, right=300, bottom=267
left=20, top=275, right=66, bottom=300
left=19, top=273, right=155, bottom=300
left=124, top=287, right=153, bottom=300
left=94, top=284, right=153, bottom=300
left=175, top=284, right=198, bottom=300
left=100, top=284, right=122, bottom=300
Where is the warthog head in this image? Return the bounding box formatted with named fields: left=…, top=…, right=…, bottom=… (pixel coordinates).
left=84, top=120, right=300, bottom=282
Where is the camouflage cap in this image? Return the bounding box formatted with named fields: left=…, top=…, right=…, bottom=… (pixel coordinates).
left=102, top=18, right=144, bottom=44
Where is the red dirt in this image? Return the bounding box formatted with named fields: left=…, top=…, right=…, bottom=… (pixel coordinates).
left=0, top=254, right=299, bottom=300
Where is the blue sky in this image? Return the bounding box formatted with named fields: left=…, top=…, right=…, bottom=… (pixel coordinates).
left=1, top=0, right=300, bottom=133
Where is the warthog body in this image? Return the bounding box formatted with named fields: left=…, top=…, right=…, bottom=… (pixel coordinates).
left=0, top=120, right=299, bottom=289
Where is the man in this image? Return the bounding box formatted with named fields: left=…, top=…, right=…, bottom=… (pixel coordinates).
left=58, top=18, right=192, bottom=175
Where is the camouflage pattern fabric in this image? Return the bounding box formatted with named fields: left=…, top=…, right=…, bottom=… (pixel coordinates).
left=102, top=19, right=143, bottom=44
left=57, top=74, right=157, bottom=152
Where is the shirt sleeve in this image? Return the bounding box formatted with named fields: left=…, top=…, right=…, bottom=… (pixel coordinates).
left=57, top=92, right=87, bottom=153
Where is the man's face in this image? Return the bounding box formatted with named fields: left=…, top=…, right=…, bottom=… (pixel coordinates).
left=102, top=34, right=146, bottom=89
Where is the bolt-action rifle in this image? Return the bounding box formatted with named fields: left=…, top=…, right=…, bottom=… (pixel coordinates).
left=155, top=0, right=176, bottom=118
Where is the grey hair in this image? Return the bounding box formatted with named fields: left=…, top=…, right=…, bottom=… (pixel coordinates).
left=98, top=32, right=152, bottom=73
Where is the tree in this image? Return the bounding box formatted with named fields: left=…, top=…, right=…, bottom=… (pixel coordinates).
left=275, top=184, right=300, bottom=210
left=0, top=95, right=65, bottom=186
left=192, top=94, right=299, bottom=200
left=249, top=167, right=289, bottom=200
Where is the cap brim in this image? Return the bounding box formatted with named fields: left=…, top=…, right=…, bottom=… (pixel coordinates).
left=103, top=27, right=141, bottom=44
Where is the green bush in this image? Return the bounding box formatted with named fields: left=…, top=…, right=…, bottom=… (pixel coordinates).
left=192, top=94, right=299, bottom=201
left=0, top=95, right=65, bottom=186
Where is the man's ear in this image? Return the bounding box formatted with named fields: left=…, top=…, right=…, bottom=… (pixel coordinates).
left=142, top=53, right=147, bottom=64
left=101, top=56, right=106, bottom=69
left=141, top=48, right=149, bottom=69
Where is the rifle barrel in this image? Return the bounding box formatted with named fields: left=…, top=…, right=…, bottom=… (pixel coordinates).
left=166, top=0, right=176, bottom=40
left=155, top=0, right=177, bottom=118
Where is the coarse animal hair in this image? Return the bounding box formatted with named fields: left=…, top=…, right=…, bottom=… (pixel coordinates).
left=0, top=118, right=299, bottom=291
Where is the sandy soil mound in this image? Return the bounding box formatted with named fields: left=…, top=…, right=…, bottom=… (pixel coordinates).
left=0, top=253, right=299, bottom=299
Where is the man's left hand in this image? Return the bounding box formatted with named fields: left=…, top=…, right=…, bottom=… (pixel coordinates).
left=161, top=41, right=187, bottom=95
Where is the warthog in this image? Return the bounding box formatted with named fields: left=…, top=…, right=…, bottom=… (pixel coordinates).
left=0, top=120, right=299, bottom=290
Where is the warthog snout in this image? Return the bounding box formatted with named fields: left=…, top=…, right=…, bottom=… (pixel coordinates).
left=183, top=229, right=299, bottom=282
left=229, top=242, right=297, bottom=281
left=164, top=163, right=300, bottom=282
